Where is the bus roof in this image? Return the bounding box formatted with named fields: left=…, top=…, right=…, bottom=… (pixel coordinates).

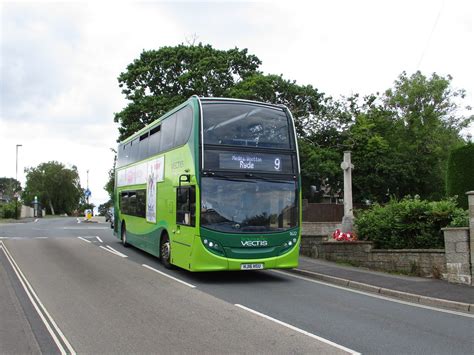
left=119, top=96, right=289, bottom=145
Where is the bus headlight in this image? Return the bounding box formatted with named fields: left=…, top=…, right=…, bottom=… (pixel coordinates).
left=202, top=237, right=224, bottom=256
left=279, top=237, right=299, bottom=255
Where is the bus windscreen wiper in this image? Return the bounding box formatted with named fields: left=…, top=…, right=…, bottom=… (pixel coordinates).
left=202, top=171, right=254, bottom=183
left=244, top=172, right=294, bottom=183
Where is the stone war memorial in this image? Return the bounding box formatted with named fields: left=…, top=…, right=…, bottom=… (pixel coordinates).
left=340, top=151, right=354, bottom=233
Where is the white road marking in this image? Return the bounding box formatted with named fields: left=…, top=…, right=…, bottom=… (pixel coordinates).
left=104, top=245, right=127, bottom=257
left=273, top=270, right=474, bottom=318
left=35, top=237, right=48, bottom=239
left=0, top=237, right=8, bottom=239
left=34, top=219, right=39, bottom=223
left=77, top=237, right=91, bottom=243
left=235, top=304, right=360, bottom=355
left=63, top=227, right=108, bottom=230
left=142, top=264, right=196, bottom=288
left=0, top=241, right=76, bottom=354
left=76, top=218, right=80, bottom=224
left=95, top=236, right=103, bottom=243
left=100, top=245, right=127, bottom=258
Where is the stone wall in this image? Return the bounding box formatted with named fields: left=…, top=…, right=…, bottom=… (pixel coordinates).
left=469, top=192, right=474, bottom=286
left=443, top=228, right=471, bottom=285
left=300, top=237, right=446, bottom=278
left=20, top=205, right=34, bottom=218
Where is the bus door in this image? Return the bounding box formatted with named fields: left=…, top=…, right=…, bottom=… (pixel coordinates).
left=173, top=185, right=196, bottom=267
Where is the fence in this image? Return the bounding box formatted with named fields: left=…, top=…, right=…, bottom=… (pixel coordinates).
left=303, top=203, right=344, bottom=222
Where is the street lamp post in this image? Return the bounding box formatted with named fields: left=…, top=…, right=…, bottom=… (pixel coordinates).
left=86, top=169, right=89, bottom=204
left=15, top=144, right=22, bottom=219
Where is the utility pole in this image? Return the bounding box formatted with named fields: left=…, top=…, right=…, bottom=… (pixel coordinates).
left=15, top=144, right=22, bottom=219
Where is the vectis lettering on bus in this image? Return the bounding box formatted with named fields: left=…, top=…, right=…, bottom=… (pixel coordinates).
left=241, top=239, right=268, bottom=247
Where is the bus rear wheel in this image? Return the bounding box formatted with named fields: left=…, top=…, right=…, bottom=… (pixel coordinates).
left=121, top=222, right=129, bottom=247
left=160, top=233, right=172, bottom=269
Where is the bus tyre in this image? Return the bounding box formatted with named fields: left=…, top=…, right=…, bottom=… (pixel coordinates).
left=121, top=223, right=129, bottom=247
left=160, top=234, right=172, bottom=269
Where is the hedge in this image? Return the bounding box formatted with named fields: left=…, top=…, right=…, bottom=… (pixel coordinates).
left=446, top=143, right=474, bottom=209
left=355, top=196, right=467, bottom=249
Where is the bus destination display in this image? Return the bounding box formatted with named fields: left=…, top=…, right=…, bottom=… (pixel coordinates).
left=219, top=153, right=284, bottom=172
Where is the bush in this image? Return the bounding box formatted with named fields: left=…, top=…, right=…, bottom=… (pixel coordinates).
left=446, top=143, right=474, bottom=209
left=0, top=202, right=19, bottom=219
left=355, top=196, right=466, bottom=249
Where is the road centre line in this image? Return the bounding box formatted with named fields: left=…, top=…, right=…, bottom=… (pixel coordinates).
left=95, top=236, right=103, bottom=243
left=142, top=264, right=196, bottom=288
left=99, top=246, right=128, bottom=258
left=77, top=237, right=91, bottom=243
left=272, top=270, right=474, bottom=318
left=235, top=304, right=360, bottom=355
left=0, top=241, right=76, bottom=355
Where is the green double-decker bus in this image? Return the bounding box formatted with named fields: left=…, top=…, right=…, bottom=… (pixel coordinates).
left=114, top=96, right=301, bottom=271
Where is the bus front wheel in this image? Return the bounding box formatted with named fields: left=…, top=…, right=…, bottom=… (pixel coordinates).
left=160, top=233, right=172, bottom=269
left=121, top=222, right=129, bottom=247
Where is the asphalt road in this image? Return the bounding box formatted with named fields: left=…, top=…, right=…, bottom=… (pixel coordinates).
left=1, top=217, right=473, bottom=354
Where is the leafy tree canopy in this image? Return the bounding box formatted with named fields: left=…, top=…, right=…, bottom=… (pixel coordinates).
left=114, top=43, right=261, bottom=141
left=0, top=177, right=21, bottom=202
left=113, top=44, right=473, bottom=204
left=23, top=161, right=83, bottom=215
left=349, top=72, right=472, bottom=202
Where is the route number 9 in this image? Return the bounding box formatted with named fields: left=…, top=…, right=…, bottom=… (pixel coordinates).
left=274, top=158, right=281, bottom=171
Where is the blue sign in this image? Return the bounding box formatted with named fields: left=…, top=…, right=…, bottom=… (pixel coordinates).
left=85, top=189, right=91, bottom=198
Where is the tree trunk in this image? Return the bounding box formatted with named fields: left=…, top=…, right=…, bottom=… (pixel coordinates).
left=49, top=201, right=55, bottom=215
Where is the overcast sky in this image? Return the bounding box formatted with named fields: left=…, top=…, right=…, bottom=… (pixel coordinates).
left=1, top=0, right=473, bottom=209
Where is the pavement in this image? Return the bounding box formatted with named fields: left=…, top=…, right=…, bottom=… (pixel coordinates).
left=292, top=256, right=474, bottom=313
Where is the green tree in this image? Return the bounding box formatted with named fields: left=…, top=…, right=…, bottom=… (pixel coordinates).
left=23, top=161, right=83, bottom=215
left=381, top=71, right=472, bottom=200
left=446, top=143, right=474, bottom=209
left=0, top=177, right=21, bottom=202
left=104, top=152, right=117, bottom=202
left=346, top=72, right=472, bottom=202
left=114, top=43, right=261, bottom=141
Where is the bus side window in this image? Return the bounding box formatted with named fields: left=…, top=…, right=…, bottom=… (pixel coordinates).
left=160, top=114, right=177, bottom=152
left=148, top=125, right=161, bottom=157
left=176, top=186, right=195, bottom=226
left=175, top=106, right=193, bottom=146
left=130, top=138, right=139, bottom=164
left=121, top=192, right=129, bottom=214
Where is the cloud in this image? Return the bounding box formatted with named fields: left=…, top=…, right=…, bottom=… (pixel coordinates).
left=0, top=0, right=472, bottom=210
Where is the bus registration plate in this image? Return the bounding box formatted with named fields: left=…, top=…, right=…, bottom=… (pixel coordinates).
left=241, top=263, right=264, bottom=270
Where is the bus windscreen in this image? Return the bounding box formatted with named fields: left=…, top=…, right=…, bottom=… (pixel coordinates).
left=202, top=103, right=292, bottom=149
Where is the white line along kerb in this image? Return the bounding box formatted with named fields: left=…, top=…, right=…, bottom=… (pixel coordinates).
left=235, top=304, right=360, bottom=355
left=142, top=264, right=196, bottom=288
left=272, top=270, right=474, bottom=318
left=0, top=241, right=76, bottom=355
